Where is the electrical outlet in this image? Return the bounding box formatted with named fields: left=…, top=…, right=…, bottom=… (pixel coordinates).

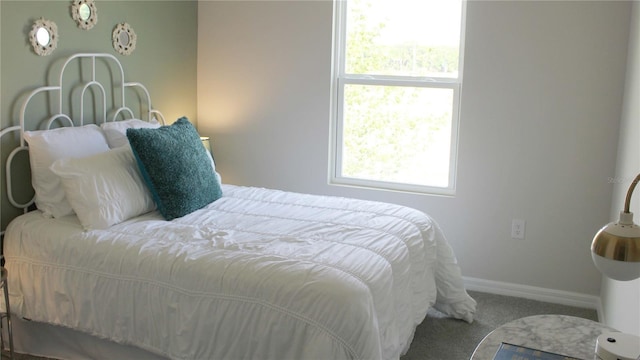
left=511, top=219, right=525, bottom=240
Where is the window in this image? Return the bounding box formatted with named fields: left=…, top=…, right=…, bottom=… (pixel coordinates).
left=330, top=0, right=465, bottom=195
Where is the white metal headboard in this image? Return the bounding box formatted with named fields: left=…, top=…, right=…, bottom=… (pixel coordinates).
left=1, top=52, right=165, bottom=215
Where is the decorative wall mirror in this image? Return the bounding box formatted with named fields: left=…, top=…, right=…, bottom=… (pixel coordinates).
left=112, top=23, right=136, bottom=56
left=29, top=18, right=58, bottom=56
left=71, top=0, right=98, bottom=30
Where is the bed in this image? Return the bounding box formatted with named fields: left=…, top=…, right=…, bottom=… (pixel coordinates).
left=0, top=53, right=476, bottom=360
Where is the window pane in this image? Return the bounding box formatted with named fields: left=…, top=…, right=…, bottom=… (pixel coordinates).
left=341, top=84, right=453, bottom=187
left=345, top=0, right=462, bottom=78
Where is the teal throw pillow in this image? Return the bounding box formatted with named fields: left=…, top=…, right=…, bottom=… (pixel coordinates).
left=126, top=117, right=222, bottom=220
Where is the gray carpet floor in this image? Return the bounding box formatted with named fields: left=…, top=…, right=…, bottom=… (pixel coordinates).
left=401, top=290, right=598, bottom=360
left=2, top=290, right=598, bottom=360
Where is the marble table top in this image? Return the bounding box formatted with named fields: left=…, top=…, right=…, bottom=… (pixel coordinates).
left=471, top=314, right=617, bottom=360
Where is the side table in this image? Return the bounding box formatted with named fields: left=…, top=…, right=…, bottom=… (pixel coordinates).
left=471, top=314, right=616, bottom=360
left=0, top=267, right=14, bottom=359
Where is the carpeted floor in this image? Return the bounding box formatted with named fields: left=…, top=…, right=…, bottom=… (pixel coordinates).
left=401, top=290, right=598, bottom=360
left=2, top=290, right=598, bottom=360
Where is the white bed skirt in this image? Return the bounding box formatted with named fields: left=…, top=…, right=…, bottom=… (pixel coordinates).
left=7, top=316, right=168, bottom=360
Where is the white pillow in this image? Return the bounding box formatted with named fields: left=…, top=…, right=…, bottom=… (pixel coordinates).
left=50, top=146, right=156, bottom=230
left=24, top=124, right=110, bottom=218
left=100, top=119, right=161, bottom=148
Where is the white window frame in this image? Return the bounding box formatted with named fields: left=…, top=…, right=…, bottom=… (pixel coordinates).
left=329, top=0, right=466, bottom=196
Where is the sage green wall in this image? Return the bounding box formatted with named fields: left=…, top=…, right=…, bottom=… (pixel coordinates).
left=0, top=1, right=198, bottom=230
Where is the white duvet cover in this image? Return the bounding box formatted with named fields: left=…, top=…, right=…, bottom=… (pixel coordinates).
left=4, top=185, right=475, bottom=360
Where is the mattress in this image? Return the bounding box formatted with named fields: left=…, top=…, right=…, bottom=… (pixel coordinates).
left=3, top=184, right=475, bottom=360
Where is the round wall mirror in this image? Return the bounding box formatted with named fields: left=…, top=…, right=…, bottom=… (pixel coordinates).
left=112, top=23, right=136, bottom=56
left=36, top=27, right=50, bottom=47
left=79, top=4, right=91, bottom=20
left=29, top=18, right=58, bottom=56
left=71, top=0, right=98, bottom=30
left=119, top=31, right=129, bottom=47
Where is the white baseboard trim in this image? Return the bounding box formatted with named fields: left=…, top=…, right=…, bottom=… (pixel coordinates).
left=463, top=276, right=605, bottom=321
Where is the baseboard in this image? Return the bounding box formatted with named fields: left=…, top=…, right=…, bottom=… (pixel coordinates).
left=463, top=276, right=605, bottom=321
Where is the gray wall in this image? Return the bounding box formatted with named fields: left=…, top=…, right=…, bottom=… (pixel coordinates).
left=197, top=0, right=631, bottom=297
left=602, top=2, right=640, bottom=336
left=1, top=1, right=198, bottom=230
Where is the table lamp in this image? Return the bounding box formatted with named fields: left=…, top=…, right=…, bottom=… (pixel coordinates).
left=590, top=173, right=640, bottom=360
left=200, top=136, right=215, bottom=162
left=200, top=136, right=212, bottom=154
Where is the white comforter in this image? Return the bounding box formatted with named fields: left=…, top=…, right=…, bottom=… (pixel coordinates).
left=4, top=185, right=475, bottom=360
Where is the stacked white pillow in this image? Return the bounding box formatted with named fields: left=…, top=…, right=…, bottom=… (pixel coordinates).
left=100, top=118, right=161, bottom=148
left=24, top=124, right=110, bottom=218
left=50, top=146, right=156, bottom=230
left=25, top=119, right=163, bottom=229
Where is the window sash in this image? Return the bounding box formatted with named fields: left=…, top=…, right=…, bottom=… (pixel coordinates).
left=333, top=81, right=460, bottom=195
left=330, top=0, right=465, bottom=196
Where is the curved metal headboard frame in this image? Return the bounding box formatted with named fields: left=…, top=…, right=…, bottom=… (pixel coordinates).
left=1, top=52, right=165, bottom=215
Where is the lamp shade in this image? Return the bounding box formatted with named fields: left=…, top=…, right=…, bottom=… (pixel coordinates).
left=591, top=213, right=640, bottom=281
left=591, top=173, right=640, bottom=281
left=200, top=137, right=212, bottom=154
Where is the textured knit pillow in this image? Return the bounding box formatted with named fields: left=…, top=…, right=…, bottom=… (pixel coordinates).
left=126, top=117, right=223, bottom=220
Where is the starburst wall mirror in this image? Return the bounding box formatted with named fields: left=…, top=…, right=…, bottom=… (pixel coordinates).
left=71, top=0, right=98, bottom=30
left=29, top=17, right=58, bottom=56
left=112, top=22, right=137, bottom=56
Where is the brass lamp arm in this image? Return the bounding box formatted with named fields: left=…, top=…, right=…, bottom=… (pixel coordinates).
left=623, top=173, right=640, bottom=214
